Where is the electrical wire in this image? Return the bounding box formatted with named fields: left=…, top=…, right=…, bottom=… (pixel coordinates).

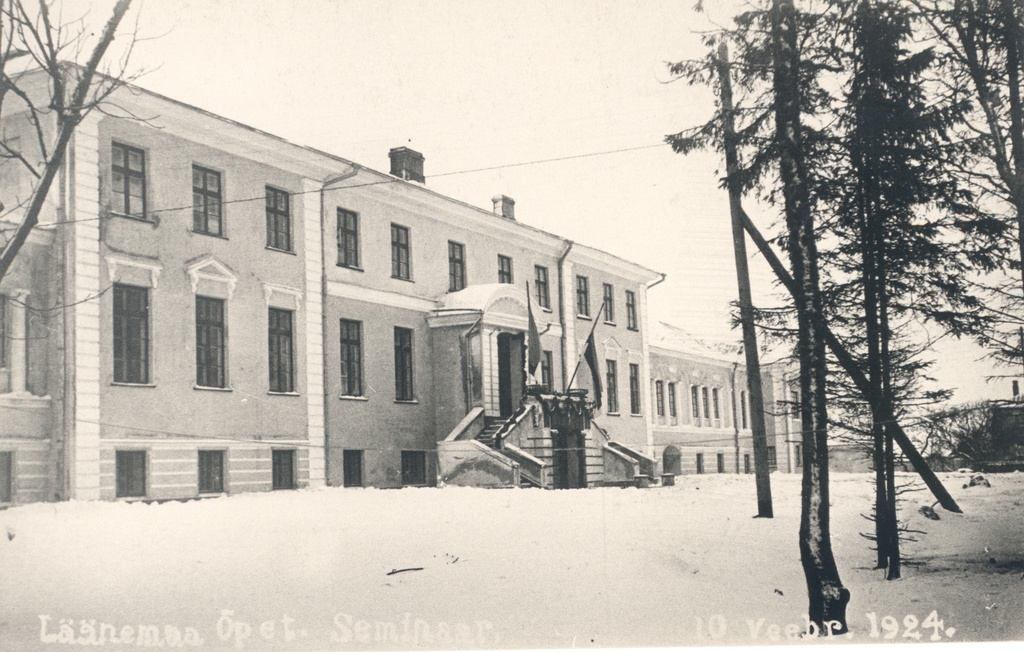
left=16, top=142, right=669, bottom=229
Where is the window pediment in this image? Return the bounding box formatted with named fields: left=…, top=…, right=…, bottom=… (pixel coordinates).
left=105, top=254, right=162, bottom=288
left=186, top=256, right=238, bottom=300
left=263, top=282, right=302, bottom=310
left=603, top=336, right=622, bottom=352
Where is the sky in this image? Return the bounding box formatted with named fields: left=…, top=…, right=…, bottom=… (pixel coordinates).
left=67, top=0, right=1013, bottom=404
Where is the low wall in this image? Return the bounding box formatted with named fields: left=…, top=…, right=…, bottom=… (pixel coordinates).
left=437, top=440, right=520, bottom=487
left=603, top=445, right=639, bottom=486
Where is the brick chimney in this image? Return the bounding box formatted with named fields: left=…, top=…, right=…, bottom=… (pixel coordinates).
left=389, top=147, right=425, bottom=183
left=492, top=195, right=515, bottom=220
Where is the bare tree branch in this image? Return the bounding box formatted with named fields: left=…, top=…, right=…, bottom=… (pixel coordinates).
left=0, top=0, right=134, bottom=283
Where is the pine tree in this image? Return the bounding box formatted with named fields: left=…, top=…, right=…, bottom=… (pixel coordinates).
left=816, top=0, right=989, bottom=580
left=910, top=0, right=1024, bottom=373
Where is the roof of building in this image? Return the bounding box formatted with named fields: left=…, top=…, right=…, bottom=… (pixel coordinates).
left=649, top=321, right=742, bottom=363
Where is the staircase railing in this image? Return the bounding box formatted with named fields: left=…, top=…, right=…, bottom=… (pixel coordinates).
left=444, top=406, right=486, bottom=442
left=492, top=403, right=532, bottom=449
left=502, top=444, right=551, bottom=487
left=606, top=440, right=657, bottom=477
left=591, top=418, right=612, bottom=442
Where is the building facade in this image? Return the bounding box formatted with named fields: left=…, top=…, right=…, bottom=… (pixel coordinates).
left=319, top=149, right=662, bottom=488
left=647, top=322, right=804, bottom=477
left=0, top=74, right=667, bottom=504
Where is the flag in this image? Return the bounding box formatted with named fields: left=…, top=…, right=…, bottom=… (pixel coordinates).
left=583, top=330, right=602, bottom=410
left=526, top=283, right=543, bottom=380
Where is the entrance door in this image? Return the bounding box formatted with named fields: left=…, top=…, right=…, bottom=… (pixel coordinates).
left=663, top=445, right=682, bottom=475
left=496, top=332, right=525, bottom=418
left=497, top=333, right=513, bottom=417
left=551, top=428, right=588, bottom=489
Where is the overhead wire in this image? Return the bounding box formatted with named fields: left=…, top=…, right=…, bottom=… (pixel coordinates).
left=14, top=142, right=669, bottom=229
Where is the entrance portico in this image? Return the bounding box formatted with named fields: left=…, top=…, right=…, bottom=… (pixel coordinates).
left=428, top=284, right=541, bottom=427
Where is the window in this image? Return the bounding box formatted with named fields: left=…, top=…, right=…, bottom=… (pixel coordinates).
left=343, top=450, right=363, bottom=488
left=668, top=383, right=677, bottom=417
left=712, top=387, right=721, bottom=421
left=192, top=165, right=222, bottom=235
left=272, top=449, right=296, bottom=490
left=448, top=241, right=466, bottom=292
left=401, top=450, right=427, bottom=486
left=606, top=360, right=619, bottom=413
left=534, top=266, right=550, bottom=309
left=394, top=327, right=414, bottom=401
left=767, top=446, right=778, bottom=471
left=696, top=453, right=705, bottom=475
left=790, top=388, right=801, bottom=420
left=541, top=350, right=553, bottom=392
left=195, top=297, right=226, bottom=388
left=795, top=443, right=803, bottom=468
left=198, top=450, right=225, bottom=493
left=339, top=319, right=363, bottom=397
left=602, top=283, right=615, bottom=323
left=702, top=387, right=711, bottom=422
left=629, top=363, right=641, bottom=415
left=391, top=224, right=411, bottom=280
left=655, top=380, right=665, bottom=416
left=691, top=385, right=700, bottom=419
left=625, top=290, right=638, bottom=331
left=115, top=450, right=146, bottom=498
left=576, top=276, right=590, bottom=317
left=268, top=308, right=295, bottom=393
left=744, top=454, right=751, bottom=474
left=498, top=255, right=514, bottom=284
left=265, top=186, right=291, bottom=251
left=111, top=142, right=146, bottom=218
left=113, top=284, right=149, bottom=384
left=741, top=390, right=749, bottom=429
left=717, top=453, right=725, bottom=473
left=337, top=208, right=359, bottom=268
left=0, top=451, right=11, bottom=503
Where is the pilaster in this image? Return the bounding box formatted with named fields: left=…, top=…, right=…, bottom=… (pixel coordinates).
left=302, top=178, right=325, bottom=487
left=639, top=284, right=655, bottom=457
left=71, top=116, right=102, bottom=500
left=560, top=259, right=576, bottom=391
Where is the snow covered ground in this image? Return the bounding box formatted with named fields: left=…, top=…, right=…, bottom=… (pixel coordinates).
left=1, top=472, right=1022, bottom=650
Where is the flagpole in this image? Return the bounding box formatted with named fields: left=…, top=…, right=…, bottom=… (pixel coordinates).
left=524, top=281, right=542, bottom=383
left=566, top=300, right=605, bottom=390
left=525, top=281, right=532, bottom=381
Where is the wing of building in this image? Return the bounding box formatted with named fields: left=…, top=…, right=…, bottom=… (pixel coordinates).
left=0, top=72, right=802, bottom=505
left=648, top=321, right=811, bottom=476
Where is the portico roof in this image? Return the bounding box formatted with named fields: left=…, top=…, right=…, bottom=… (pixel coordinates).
left=429, top=284, right=560, bottom=337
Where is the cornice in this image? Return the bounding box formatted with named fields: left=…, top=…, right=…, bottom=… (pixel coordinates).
left=326, top=280, right=436, bottom=313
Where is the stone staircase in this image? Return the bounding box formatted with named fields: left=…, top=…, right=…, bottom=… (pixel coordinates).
left=475, top=417, right=506, bottom=449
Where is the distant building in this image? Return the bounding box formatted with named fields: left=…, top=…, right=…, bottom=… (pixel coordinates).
left=648, top=322, right=803, bottom=476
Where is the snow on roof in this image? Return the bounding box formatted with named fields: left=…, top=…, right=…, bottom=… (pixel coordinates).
left=650, top=321, right=742, bottom=362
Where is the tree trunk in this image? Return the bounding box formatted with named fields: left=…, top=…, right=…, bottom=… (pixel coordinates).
left=1000, top=0, right=1024, bottom=293
left=884, top=423, right=901, bottom=579
left=873, top=422, right=888, bottom=568
left=877, top=218, right=901, bottom=578
left=856, top=127, right=890, bottom=570
left=771, top=0, right=850, bottom=633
